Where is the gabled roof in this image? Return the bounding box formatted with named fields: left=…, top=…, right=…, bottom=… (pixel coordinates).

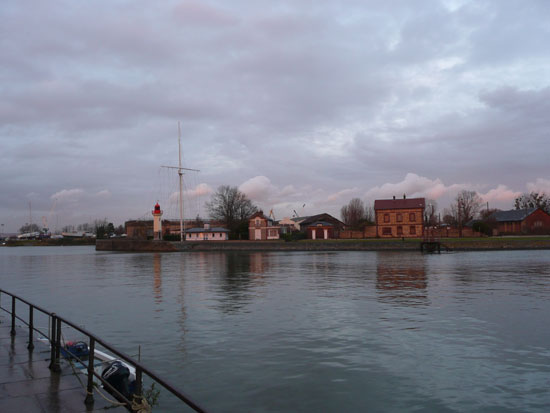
left=490, top=208, right=538, bottom=222
left=249, top=211, right=274, bottom=222
left=298, top=213, right=345, bottom=227
left=374, top=198, right=425, bottom=210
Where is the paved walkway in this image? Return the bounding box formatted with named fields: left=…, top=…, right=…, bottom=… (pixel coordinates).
left=0, top=316, right=126, bottom=412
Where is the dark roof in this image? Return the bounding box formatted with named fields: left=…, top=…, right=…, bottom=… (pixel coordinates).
left=307, top=221, right=334, bottom=227
left=290, top=216, right=311, bottom=222
left=490, top=208, right=538, bottom=222
left=374, top=198, right=425, bottom=210
left=298, top=213, right=345, bottom=227
left=185, top=227, right=230, bottom=233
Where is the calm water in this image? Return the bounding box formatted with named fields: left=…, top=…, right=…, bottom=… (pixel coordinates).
left=1, top=246, right=550, bottom=412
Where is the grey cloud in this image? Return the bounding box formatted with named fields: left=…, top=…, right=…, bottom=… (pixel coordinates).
left=1, top=0, right=550, bottom=231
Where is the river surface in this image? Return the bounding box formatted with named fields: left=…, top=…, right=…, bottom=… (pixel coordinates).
left=1, top=246, right=549, bottom=412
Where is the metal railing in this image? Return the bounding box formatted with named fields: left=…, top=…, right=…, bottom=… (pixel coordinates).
left=0, top=289, right=210, bottom=413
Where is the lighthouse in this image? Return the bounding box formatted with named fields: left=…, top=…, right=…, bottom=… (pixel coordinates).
left=152, top=202, right=163, bottom=241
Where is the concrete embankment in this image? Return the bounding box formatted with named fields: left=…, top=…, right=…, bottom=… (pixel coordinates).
left=96, top=237, right=550, bottom=252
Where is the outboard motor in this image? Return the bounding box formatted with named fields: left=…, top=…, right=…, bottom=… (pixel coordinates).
left=101, top=360, right=135, bottom=401
left=61, top=341, right=89, bottom=359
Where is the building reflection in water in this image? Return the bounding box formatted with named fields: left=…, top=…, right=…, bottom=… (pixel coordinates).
left=376, top=251, right=428, bottom=306
left=214, top=252, right=269, bottom=314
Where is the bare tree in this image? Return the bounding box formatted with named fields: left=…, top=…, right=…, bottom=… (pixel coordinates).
left=451, top=190, right=483, bottom=224
left=365, top=205, right=375, bottom=224
left=206, top=185, right=257, bottom=238
left=19, top=223, right=40, bottom=233
left=442, top=209, right=456, bottom=226
left=425, top=199, right=438, bottom=226
left=341, top=198, right=366, bottom=229
left=514, top=192, right=550, bottom=213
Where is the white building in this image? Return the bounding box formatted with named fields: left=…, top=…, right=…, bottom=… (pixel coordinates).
left=185, top=223, right=230, bottom=241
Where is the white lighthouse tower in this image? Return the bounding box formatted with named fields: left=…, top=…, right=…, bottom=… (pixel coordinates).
left=152, top=202, right=163, bottom=241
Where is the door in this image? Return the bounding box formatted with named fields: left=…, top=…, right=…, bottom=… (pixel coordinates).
left=255, top=229, right=262, bottom=240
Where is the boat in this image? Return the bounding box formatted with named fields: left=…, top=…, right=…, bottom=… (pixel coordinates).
left=38, top=338, right=136, bottom=400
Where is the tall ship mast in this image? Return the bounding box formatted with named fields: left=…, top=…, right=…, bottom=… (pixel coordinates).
left=161, top=122, right=199, bottom=242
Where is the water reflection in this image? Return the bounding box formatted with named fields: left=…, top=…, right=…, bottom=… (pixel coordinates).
left=153, top=253, right=162, bottom=304
left=376, top=252, right=428, bottom=306
left=214, top=253, right=269, bottom=314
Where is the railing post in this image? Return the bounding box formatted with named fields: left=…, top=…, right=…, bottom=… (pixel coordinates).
left=27, top=305, right=35, bottom=350
left=132, top=367, right=143, bottom=412
left=52, top=317, right=62, bottom=372
left=10, top=296, right=16, bottom=336
left=49, top=314, right=58, bottom=370
left=84, top=337, right=95, bottom=406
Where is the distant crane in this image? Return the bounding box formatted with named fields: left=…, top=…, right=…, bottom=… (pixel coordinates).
left=41, top=198, right=57, bottom=235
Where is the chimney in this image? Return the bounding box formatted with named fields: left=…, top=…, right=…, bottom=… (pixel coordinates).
left=403, top=194, right=406, bottom=199
left=393, top=196, right=396, bottom=200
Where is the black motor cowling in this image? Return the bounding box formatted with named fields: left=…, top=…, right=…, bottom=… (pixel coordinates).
left=101, top=360, right=135, bottom=401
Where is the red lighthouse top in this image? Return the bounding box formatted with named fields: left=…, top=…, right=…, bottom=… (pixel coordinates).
left=152, top=202, right=162, bottom=215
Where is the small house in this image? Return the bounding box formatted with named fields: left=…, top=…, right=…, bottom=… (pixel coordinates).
left=490, top=208, right=550, bottom=235
left=185, top=223, right=230, bottom=241
left=249, top=211, right=280, bottom=240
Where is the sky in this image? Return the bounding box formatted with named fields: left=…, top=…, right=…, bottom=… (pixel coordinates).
left=1, top=0, right=550, bottom=232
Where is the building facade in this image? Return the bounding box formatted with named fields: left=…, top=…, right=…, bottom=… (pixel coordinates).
left=185, top=224, right=230, bottom=241
left=249, top=211, right=280, bottom=240
left=374, top=196, right=425, bottom=238
left=491, top=208, right=550, bottom=235
left=297, top=214, right=345, bottom=239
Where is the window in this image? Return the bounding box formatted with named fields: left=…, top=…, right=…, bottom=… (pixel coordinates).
left=409, top=213, right=416, bottom=222
left=382, top=227, right=392, bottom=235
left=397, top=213, right=402, bottom=222
left=255, top=219, right=261, bottom=226
left=384, top=213, right=390, bottom=223
left=397, top=226, right=403, bottom=235
left=534, top=220, right=542, bottom=228
left=410, top=226, right=416, bottom=235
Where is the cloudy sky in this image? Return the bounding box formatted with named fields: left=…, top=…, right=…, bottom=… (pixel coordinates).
left=2, top=0, right=550, bottom=232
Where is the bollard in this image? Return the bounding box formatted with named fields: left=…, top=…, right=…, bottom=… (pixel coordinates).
left=84, top=337, right=95, bottom=405
left=27, top=305, right=35, bottom=350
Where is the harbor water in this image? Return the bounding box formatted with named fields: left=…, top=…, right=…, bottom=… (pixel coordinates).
left=1, top=246, right=549, bottom=412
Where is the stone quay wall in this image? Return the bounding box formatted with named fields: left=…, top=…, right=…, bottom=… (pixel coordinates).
left=97, top=238, right=550, bottom=252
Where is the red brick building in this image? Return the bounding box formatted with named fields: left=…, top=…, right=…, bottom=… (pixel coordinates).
left=374, top=196, right=425, bottom=238
left=491, top=208, right=550, bottom=235
left=249, top=211, right=280, bottom=240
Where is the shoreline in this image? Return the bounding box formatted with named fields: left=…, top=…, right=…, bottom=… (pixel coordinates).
left=95, top=237, right=550, bottom=252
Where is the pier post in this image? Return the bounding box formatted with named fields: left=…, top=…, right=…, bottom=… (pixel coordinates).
left=49, top=314, right=57, bottom=370
left=84, top=337, right=95, bottom=405
left=132, top=367, right=144, bottom=412
left=53, top=317, right=62, bottom=372
left=27, top=305, right=34, bottom=350
left=11, top=296, right=16, bottom=336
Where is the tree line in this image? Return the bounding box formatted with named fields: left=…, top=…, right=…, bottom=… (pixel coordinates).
left=19, top=219, right=124, bottom=238
left=204, top=185, right=550, bottom=238
left=338, top=191, right=550, bottom=231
